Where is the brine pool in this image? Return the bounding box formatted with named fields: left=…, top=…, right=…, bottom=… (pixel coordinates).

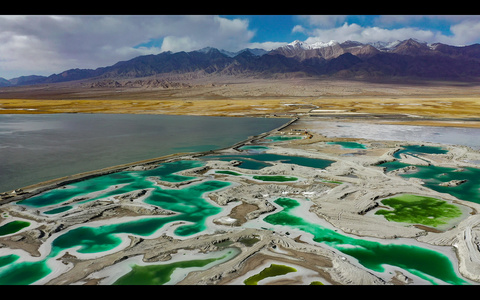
left=380, top=145, right=480, bottom=204
left=0, top=144, right=475, bottom=285
left=327, top=141, right=367, bottom=149
left=261, top=197, right=469, bottom=285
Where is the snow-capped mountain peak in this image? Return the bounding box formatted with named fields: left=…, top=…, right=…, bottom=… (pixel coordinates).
left=287, top=40, right=309, bottom=49
left=309, top=40, right=340, bottom=49
left=287, top=40, right=340, bottom=50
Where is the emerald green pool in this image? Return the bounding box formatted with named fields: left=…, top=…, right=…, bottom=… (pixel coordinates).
left=380, top=145, right=480, bottom=204
left=397, top=164, right=480, bottom=204
left=114, top=248, right=238, bottom=285
left=375, top=194, right=464, bottom=228
left=43, top=206, right=73, bottom=215
left=252, top=175, right=298, bottom=182
left=0, top=258, right=51, bottom=285
left=204, top=153, right=334, bottom=171
left=0, top=221, right=30, bottom=236
left=18, top=160, right=203, bottom=209
left=215, top=170, right=242, bottom=176
left=215, top=170, right=298, bottom=182
left=0, top=160, right=232, bottom=285
left=265, top=136, right=303, bottom=142
left=238, top=145, right=269, bottom=151
left=327, top=141, right=367, bottom=149
left=50, top=180, right=231, bottom=256
left=243, top=263, right=297, bottom=285
left=393, top=145, right=448, bottom=159
left=115, top=259, right=220, bottom=285
left=263, top=197, right=468, bottom=285
left=1, top=144, right=474, bottom=285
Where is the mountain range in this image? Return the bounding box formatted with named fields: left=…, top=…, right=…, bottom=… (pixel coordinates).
left=2, top=38, right=480, bottom=87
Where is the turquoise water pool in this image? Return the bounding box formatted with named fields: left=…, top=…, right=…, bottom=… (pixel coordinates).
left=380, top=145, right=480, bottom=204
left=0, top=143, right=474, bottom=285
left=263, top=197, right=468, bottom=285
left=1, top=160, right=232, bottom=284
left=203, top=153, right=334, bottom=170
left=327, top=141, right=367, bottom=149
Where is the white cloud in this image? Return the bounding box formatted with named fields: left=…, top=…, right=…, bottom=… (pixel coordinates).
left=304, top=22, right=438, bottom=45
left=298, top=15, right=480, bottom=47
left=440, top=20, right=480, bottom=45
left=299, top=15, right=348, bottom=28
left=292, top=25, right=306, bottom=34
left=159, top=15, right=254, bottom=53
left=161, top=36, right=197, bottom=53
left=302, top=21, right=480, bottom=47
left=4, top=15, right=480, bottom=79
left=0, top=15, right=255, bottom=79
left=373, top=15, right=426, bottom=27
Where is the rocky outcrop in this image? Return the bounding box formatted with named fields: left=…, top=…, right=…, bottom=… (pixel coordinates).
left=89, top=78, right=193, bottom=89
left=439, top=179, right=468, bottom=187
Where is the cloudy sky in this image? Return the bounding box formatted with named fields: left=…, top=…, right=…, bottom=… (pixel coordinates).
left=1, top=15, right=480, bottom=79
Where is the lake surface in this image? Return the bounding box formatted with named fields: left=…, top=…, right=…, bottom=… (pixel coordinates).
left=0, top=114, right=289, bottom=193
left=301, top=120, right=480, bottom=149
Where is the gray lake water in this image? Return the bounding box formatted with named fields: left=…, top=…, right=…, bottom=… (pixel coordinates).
left=300, top=120, right=480, bottom=149
left=0, top=114, right=289, bottom=193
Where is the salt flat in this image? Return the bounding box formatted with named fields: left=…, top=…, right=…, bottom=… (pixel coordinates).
left=2, top=77, right=480, bottom=284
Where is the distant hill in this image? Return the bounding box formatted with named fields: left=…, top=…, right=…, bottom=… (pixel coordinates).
left=3, top=39, right=480, bottom=87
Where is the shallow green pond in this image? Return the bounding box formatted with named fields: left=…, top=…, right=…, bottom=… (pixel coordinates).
left=18, top=160, right=204, bottom=209
left=215, top=170, right=242, bottom=176
left=375, top=194, right=463, bottom=227
left=204, top=153, right=334, bottom=171
left=380, top=145, right=480, bottom=204
left=2, top=143, right=473, bottom=285
left=50, top=180, right=231, bottom=256
left=114, top=248, right=238, bottom=285
left=244, top=263, right=297, bottom=285
left=265, top=136, right=303, bottom=142
left=393, top=145, right=448, bottom=159
left=238, top=145, right=269, bottom=151
left=215, top=170, right=298, bottom=182
left=252, top=175, right=298, bottom=182
left=0, top=159, right=231, bottom=284
left=263, top=197, right=468, bottom=285
left=327, top=141, right=367, bottom=149
left=0, top=220, right=30, bottom=236
left=0, top=259, right=51, bottom=285
left=43, top=206, right=73, bottom=215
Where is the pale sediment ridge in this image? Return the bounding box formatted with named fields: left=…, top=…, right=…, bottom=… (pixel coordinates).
left=0, top=152, right=189, bottom=205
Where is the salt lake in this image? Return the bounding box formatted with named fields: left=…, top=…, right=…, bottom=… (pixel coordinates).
left=2, top=115, right=480, bottom=285
left=0, top=114, right=289, bottom=193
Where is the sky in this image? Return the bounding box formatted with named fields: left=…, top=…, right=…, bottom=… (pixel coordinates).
left=1, top=15, right=480, bottom=79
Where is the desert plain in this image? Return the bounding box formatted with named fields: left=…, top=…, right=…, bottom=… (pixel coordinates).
left=2, top=77, right=480, bottom=285
left=1, top=76, right=480, bottom=122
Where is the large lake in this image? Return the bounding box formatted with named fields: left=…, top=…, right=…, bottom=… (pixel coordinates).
left=0, top=114, right=289, bottom=193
